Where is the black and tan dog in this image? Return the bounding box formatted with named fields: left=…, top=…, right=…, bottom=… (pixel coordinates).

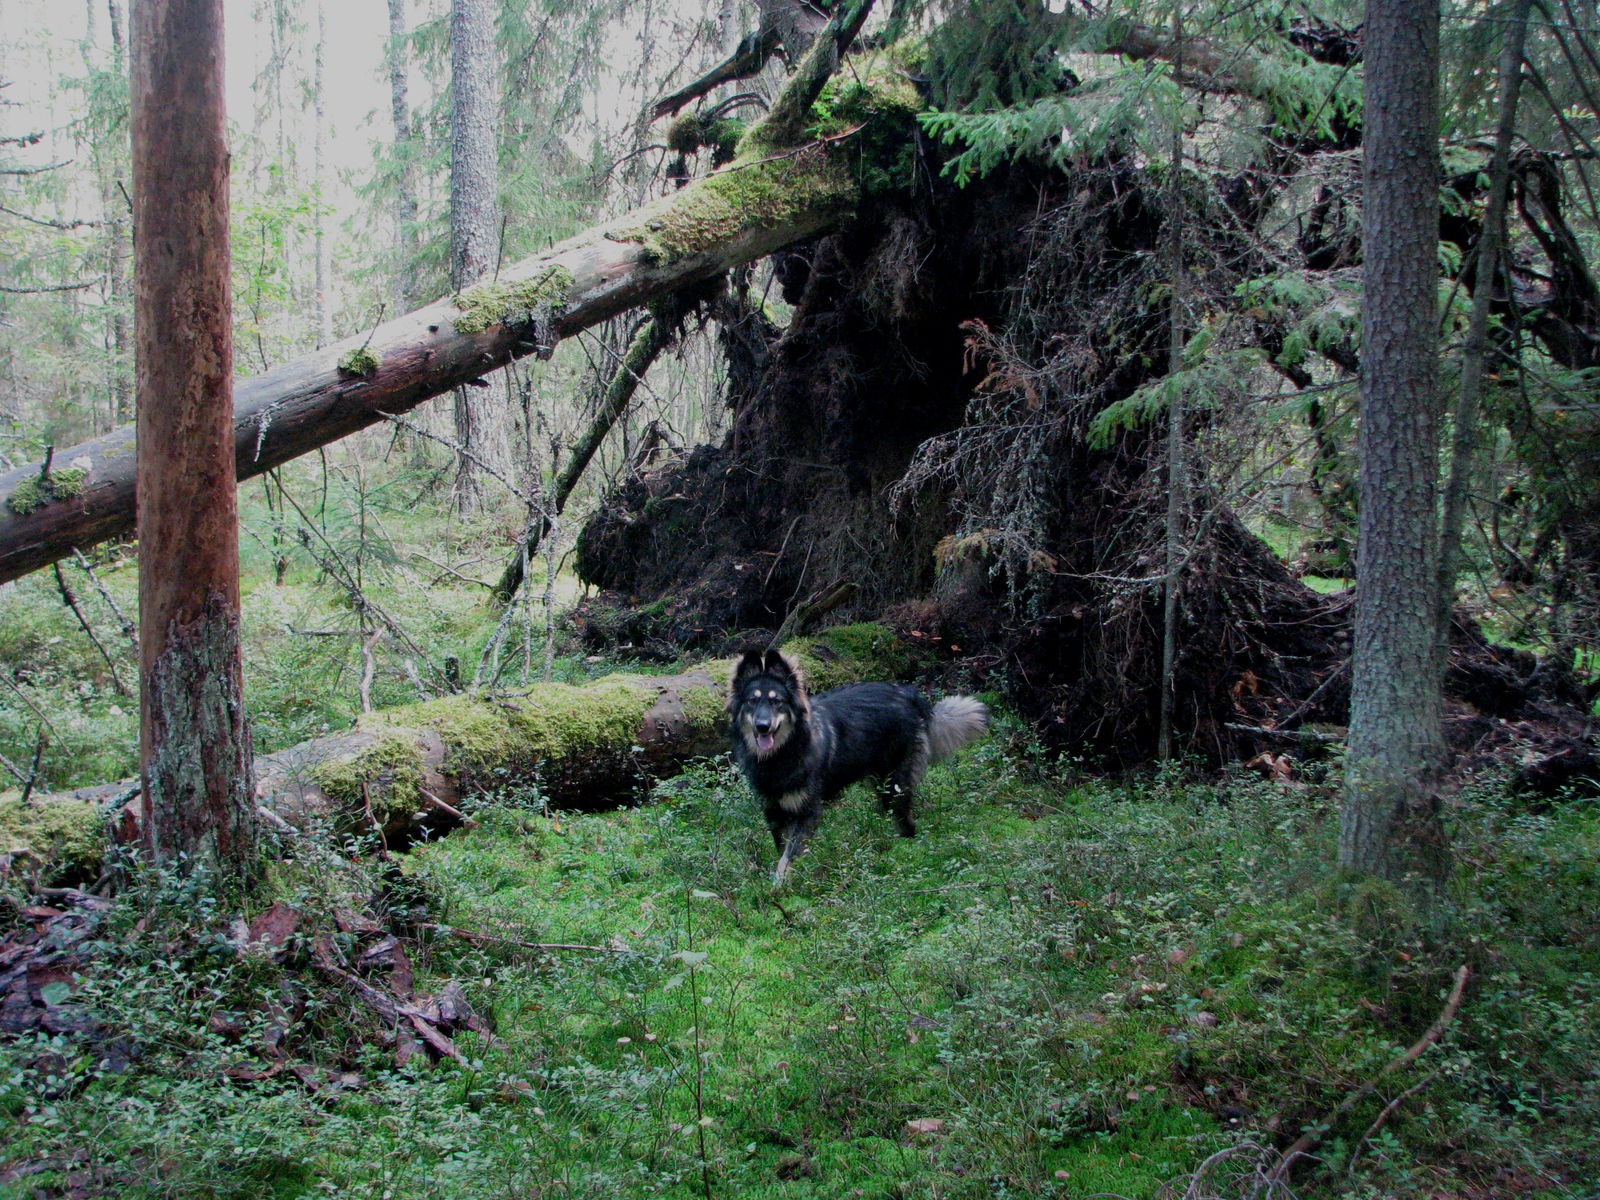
left=729, top=647, right=990, bottom=883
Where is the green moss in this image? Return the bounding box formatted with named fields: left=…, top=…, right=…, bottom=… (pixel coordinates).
left=789, top=623, right=911, bottom=690
left=0, top=795, right=105, bottom=879
left=454, top=264, right=576, bottom=336
left=310, top=731, right=427, bottom=827
left=704, top=118, right=746, bottom=165
left=603, top=42, right=938, bottom=267
left=500, top=678, right=653, bottom=761
left=7, top=468, right=88, bottom=516
left=608, top=145, right=857, bottom=266
left=337, top=346, right=380, bottom=378
left=666, top=114, right=745, bottom=164
left=680, top=677, right=730, bottom=734
left=665, top=113, right=706, bottom=155
left=368, top=680, right=659, bottom=779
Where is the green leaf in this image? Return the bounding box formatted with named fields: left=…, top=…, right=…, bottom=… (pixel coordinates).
left=39, top=982, right=73, bottom=1006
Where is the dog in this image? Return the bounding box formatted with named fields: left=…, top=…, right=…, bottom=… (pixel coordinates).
left=729, top=647, right=990, bottom=884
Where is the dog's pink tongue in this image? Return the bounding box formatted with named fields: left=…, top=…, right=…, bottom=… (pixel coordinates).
left=757, top=733, right=775, bottom=754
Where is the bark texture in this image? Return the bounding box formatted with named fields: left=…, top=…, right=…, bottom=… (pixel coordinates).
left=131, top=0, right=257, bottom=883
left=449, top=0, right=513, bottom=513
left=1339, top=0, right=1448, bottom=888
left=313, top=0, right=333, bottom=349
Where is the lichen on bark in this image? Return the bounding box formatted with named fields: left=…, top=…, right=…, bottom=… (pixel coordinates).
left=142, top=594, right=257, bottom=885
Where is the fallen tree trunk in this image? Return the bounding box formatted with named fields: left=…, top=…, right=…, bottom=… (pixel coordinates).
left=2, top=625, right=911, bottom=875
left=0, top=187, right=850, bottom=585
left=0, top=0, right=879, bottom=587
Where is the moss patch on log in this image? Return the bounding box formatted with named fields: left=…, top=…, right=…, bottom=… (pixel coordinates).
left=679, top=677, right=732, bottom=732
left=7, top=468, right=89, bottom=516
left=788, top=623, right=912, bottom=690
left=809, top=47, right=926, bottom=197
left=366, top=677, right=667, bottom=782
left=310, top=731, right=428, bottom=829
left=337, top=346, right=381, bottom=378
left=454, top=264, right=576, bottom=336
left=0, top=794, right=104, bottom=880
left=608, top=145, right=856, bottom=267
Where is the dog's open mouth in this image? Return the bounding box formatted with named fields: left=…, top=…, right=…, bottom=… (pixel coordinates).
left=756, top=733, right=775, bottom=754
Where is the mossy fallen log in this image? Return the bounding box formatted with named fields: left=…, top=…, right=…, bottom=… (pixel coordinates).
left=6, top=625, right=912, bottom=879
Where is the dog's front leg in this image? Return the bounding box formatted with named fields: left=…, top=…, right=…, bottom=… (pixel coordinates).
left=772, top=802, right=822, bottom=886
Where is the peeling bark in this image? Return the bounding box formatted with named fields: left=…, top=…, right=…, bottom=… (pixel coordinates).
left=141, top=595, right=255, bottom=869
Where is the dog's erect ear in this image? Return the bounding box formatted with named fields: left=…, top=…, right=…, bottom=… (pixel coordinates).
left=763, top=649, right=808, bottom=711
left=729, top=647, right=766, bottom=712
left=732, top=647, right=766, bottom=691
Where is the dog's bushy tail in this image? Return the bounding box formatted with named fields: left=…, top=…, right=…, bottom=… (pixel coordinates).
left=927, top=695, right=990, bottom=762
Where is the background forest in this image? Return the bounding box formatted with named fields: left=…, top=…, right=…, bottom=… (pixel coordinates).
left=0, top=1, right=1597, bottom=1198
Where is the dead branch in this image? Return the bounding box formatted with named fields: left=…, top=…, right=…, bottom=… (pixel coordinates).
left=492, top=311, right=674, bottom=604
left=1268, top=964, right=1470, bottom=1182
left=71, top=549, right=137, bottom=647
left=52, top=562, right=128, bottom=695
left=651, top=27, right=782, bottom=120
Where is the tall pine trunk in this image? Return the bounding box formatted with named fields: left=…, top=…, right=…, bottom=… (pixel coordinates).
left=312, top=0, right=333, bottom=349
left=105, top=0, right=133, bottom=427
left=1339, top=0, right=1448, bottom=895
left=448, top=0, right=513, bottom=514
left=131, top=0, right=257, bottom=888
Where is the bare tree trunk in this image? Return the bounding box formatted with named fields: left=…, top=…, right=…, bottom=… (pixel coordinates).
left=449, top=0, right=512, bottom=514
left=132, top=0, right=257, bottom=887
left=1157, top=1, right=1187, bottom=762
left=312, top=0, right=333, bottom=349
left=386, top=0, right=420, bottom=312
left=1339, top=0, right=1448, bottom=895
left=106, top=0, right=132, bottom=427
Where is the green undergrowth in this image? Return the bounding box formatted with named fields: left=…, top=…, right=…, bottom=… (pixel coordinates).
left=3, top=728, right=1596, bottom=1199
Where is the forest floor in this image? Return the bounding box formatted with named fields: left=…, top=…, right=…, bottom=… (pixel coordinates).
left=0, top=463, right=1596, bottom=1198
left=1, top=721, right=1596, bottom=1199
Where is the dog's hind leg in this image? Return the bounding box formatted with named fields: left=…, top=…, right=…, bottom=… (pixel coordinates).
left=878, top=780, right=917, bottom=838
left=881, top=732, right=931, bottom=838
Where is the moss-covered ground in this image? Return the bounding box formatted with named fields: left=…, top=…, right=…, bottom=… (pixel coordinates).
left=2, top=724, right=1596, bottom=1199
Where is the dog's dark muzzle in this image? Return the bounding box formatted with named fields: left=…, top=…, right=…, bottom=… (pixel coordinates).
left=747, top=706, right=783, bottom=755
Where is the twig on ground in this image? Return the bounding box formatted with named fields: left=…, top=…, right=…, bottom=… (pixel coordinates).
left=1268, top=964, right=1470, bottom=1182
left=417, top=788, right=478, bottom=828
